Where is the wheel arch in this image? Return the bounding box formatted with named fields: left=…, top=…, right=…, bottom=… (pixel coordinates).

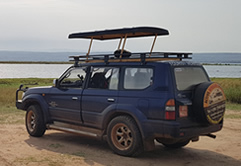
left=22, top=94, right=51, bottom=123
left=102, top=105, right=147, bottom=141
left=102, top=106, right=156, bottom=152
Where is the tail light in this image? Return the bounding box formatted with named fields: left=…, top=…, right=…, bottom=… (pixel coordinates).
left=179, top=105, right=188, bottom=117
left=165, top=99, right=176, bottom=120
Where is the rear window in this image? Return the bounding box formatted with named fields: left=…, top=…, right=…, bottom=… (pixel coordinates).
left=174, top=67, right=209, bottom=90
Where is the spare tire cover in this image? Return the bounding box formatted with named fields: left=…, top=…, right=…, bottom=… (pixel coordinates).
left=193, top=82, right=226, bottom=124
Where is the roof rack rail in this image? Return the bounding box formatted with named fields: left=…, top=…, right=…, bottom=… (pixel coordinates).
left=69, top=52, right=192, bottom=66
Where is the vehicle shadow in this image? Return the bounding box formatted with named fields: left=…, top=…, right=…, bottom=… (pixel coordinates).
left=24, top=130, right=241, bottom=166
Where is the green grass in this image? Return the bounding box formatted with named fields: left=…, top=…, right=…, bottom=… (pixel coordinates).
left=0, top=78, right=241, bottom=124
left=225, top=102, right=241, bottom=119
left=226, top=102, right=241, bottom=110
left=0, top=78, right=53, bottom=108
left=0, top=78, right=53, bottom=124
left=211, top=78, right=241, bottom=104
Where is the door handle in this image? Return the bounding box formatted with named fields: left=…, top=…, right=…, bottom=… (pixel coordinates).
left=72, top=97, right=78, bottom=100
left=107, top=98, right=115, bottom=102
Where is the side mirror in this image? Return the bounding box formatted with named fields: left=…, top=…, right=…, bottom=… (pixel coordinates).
left=53, top=79, right=58, bottom=87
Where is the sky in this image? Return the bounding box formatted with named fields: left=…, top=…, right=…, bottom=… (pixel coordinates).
left=0, top=0, right=241, bottom=53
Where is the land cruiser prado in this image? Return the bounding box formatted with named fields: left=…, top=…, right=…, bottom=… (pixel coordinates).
left=16, top=27, right=226, bottom=156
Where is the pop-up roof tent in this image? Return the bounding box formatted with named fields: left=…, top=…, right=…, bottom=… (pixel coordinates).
left=68, top=26, right=191, bottom=64
left=68, top=27, right=169, bottom=40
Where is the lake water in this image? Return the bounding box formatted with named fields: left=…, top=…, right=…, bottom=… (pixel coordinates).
left=0, top=51, right=241, bottom=78
left=203, top=65, right=241, bottom=78
left=0, top=64, right=70, bottom=78
left=0, top=51, right=241, bottom=64
left=0, top=64, right=240, bottom=78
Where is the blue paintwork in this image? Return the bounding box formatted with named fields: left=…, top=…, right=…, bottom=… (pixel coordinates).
left=16, top=61, right=222, bottom=146
left=47, top=88, right=83, bottom=124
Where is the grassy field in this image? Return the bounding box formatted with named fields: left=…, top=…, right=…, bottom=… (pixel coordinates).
left=211, top=78, right=241, bottom=104
left=0, top=78, right=53, bottom=124
left=0, top=78, right=240, bottom=124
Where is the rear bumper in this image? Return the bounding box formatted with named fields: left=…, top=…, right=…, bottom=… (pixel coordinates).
left=142, top=119, right=223, bottom=140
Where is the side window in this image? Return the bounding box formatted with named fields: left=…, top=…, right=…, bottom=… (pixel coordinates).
left=88, top=67, right=119, bottom=90
left=124, top=67, right=153, bottom=89
left=59, top=68, right=86, bottom=88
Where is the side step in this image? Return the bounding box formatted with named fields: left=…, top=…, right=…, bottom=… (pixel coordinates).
left=46, top=122, right=104, bottom=140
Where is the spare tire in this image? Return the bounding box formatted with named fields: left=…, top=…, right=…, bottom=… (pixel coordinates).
left=193, top=82, right=226, bottom=125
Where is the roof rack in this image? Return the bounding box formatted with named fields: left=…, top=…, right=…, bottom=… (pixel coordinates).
left=68, top=26, right=192, bottom=66
left=69, top=52, right=192, bottom=66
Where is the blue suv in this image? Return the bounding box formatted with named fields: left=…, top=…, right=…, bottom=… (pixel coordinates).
left=16, top=27, right=226, bottom=156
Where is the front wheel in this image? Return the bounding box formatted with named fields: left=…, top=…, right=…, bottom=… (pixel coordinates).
left=26, top=105, right=46, bottom=137
left=107, top=116, right=143, bottom=156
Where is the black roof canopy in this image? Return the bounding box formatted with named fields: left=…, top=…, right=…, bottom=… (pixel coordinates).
left=68, top=26, right=191, bottom=64
left=68, top=27, right=169, bottom=40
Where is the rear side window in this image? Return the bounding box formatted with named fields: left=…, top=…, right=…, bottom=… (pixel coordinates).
left=88, top=67, right=119, bottom=90
left=124, top=67, right=153, bottom=89
left=174, top=67, right=209, bottom=91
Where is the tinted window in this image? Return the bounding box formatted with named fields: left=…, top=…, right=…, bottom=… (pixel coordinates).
left=88, top=67, right=119, bottom=90
left=124, top=68, right=153, bottom=89
left=174, top=67, right=209, bottom=90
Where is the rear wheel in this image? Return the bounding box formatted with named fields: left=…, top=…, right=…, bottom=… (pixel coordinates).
left=26, top=105, right=46, bottom=137
left=107, top=116, right=143, bottom=156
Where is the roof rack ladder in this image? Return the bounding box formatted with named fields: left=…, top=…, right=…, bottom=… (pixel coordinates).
left=117, top=37, right=123, bottom=50
left=149, top=34, right=157, bottom=57
left=86, top=37, right=93, bottom=60
left=120, top=34, right=128, bottom=59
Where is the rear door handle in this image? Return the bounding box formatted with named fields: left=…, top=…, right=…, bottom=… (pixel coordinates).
left=107, top=98, right=115, bottom=102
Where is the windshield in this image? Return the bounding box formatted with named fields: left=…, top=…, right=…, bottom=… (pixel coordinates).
left=174, top=67, right=209, bottom=91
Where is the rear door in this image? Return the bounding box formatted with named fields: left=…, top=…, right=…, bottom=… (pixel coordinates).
left=81, top=66, right=119, bottom=128
left=118, top=66, right=158, bottom=118
left=173, top=66, right=210, bottom=121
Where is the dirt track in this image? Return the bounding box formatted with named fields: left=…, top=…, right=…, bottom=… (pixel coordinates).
left=0, top=119, right=241, bottom=166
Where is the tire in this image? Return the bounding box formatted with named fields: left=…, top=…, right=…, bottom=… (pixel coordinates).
left=161, top=140, right=190, bottom=148
left=26, top=105, right=46, bottom=137
left=107, top=116, right=143, bottom=156
left=193, top=82, right=226, bottom=124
